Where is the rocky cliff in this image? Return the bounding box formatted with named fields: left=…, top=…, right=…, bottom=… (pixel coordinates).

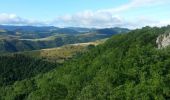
left=156, top=33, right=170, bottom=49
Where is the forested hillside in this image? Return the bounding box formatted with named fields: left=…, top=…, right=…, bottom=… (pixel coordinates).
left=0, top=41, right=98, bottom=87
left=0, top=26, right=170, bottom=100
left=0, top=54, right=59, bottom=87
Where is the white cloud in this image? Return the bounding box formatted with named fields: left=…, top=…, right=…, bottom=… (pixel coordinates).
left=53, top=11, right=127, bottom=28
left=52, top=0, right=170, bottom=28
left=122, top=17, right=170, bottom=29
left=0, top=13, right=25, bottom=24
left=0, top=13, right=47, bottom=26
left=0, top=0, right=170, bottom=28
left=100, top=0, right=170, bottom=13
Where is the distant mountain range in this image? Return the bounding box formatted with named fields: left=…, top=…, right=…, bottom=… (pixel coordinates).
left=0, top=25, right=129, bottom=34
left=0, top=25, right=130, bottom=53
left=0, top=25, right=56, bottom=32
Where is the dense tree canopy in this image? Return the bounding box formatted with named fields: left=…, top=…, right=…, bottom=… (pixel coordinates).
left=0, top=26, right=170, bottom=100
left=0, top=54, right=59, bottom=86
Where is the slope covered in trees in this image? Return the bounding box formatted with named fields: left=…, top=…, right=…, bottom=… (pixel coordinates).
left=0, top=26, right=170, bottom=100
left=0, top=54, right=59, bottom=86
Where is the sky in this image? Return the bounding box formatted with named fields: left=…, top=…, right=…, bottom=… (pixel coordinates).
left=0, top=0, right=170, bottom=28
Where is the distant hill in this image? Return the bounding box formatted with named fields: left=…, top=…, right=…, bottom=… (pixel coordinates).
left=67, top=27, right=95, bottom=33
left=0, top=25, right=130, bottom=53
left=52, top=28, right=80, bottom=34
left=0, top=25, right=57, bottom=32
left=16, top=39, right=106, bottom=63
left=0, top=25, right=129, bottom=35
left=96, top=27, right=130, bottom=35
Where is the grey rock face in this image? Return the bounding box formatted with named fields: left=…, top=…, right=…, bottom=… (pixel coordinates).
left=156, top=33, right=170, bottom=49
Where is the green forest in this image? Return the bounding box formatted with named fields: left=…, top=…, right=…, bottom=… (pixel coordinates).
left=0, top=26, right=170, bottom=100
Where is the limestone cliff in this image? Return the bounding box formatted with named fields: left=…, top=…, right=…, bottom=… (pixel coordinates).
left=156, top=33, right=170, bottom=49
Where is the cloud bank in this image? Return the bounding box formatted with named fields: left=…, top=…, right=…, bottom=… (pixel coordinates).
left=0, top=0, right=170, bottom=28
left=0, top=13, right=47, bottom=26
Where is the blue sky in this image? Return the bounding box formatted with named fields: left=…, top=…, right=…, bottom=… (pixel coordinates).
left=0, top=0, right=170, bottom=28
left=0, top=0, right=128, bottom=19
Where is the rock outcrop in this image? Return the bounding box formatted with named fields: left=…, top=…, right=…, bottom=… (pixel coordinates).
left=156, top=33, right=170, bottom=49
